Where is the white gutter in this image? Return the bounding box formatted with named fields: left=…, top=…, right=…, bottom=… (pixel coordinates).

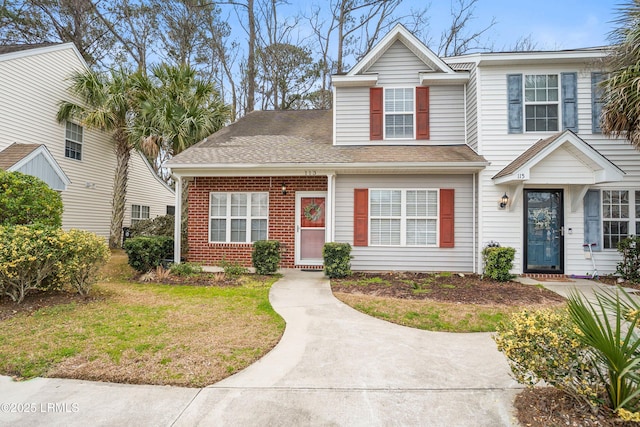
left=173, top=175, right=182, bottom=264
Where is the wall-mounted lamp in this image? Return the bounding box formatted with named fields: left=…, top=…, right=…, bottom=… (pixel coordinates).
left=281, top=182, right=287, bottom=195
left=499, top=192, right=509, bottom=209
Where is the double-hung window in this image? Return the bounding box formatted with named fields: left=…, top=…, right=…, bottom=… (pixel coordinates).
left=385, top=88, right=414, bottom=139
left=369, top=189, right=438, bottom=246
left=524, top=74, right=559, bottom=132
left=131, top=204, right=150, bottom=226
left=210, top=192, right=268, bottom=243
left=602, top=190, right=630, bottom=249
left=65, top=121, right=83, bottom=160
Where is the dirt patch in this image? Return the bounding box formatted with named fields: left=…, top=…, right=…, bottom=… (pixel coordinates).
left=331, top=271, right=566, bottom=306
left=0, top=291, right=104, bottom=321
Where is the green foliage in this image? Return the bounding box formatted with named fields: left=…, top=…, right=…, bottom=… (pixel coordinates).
left=482, top=246, right=515, bottom=282
left=322, top=243, right=352, bottom=278
left=123, top=236, right=173, bottom=273
left=0, top=226, right=108, bottom=302
left=169, top=262, right=203, bottom=277
left=616, top=236, right=640, bottom=282
left=59, top=229, right=110, bottom=296
left=130, top=215, right=175, bottom=237
left=0, top=170, right=63, bottom=227
left=251, top=240, right=281, bottom=275
left=219, top=260, right=249, bottom=277
left=567, top=289, right=640, bottom=413
left=494, top=308, right=602, bottom=407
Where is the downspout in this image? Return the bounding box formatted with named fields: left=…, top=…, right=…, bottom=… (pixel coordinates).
left=326, top=173, right=335, bottom=243
left=173, top=174, right=182, bottom=264
left=473, top=172, right=476, bottom=273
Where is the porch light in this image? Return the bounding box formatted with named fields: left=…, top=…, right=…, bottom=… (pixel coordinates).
left=500, top=193, right=509, bottom=209
left=281, top=182, right=287, bottom=195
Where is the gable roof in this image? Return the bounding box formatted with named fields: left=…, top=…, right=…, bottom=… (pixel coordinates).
left=167, top=110, right=487, bottom=174
left=0, top=43, right=60, bottom=55
left=493, top=130, right=624, bottom=184
left=0, top=143, right=71, bottom=191
left=0, top=42, right=86, bottom=67
left=332, top=24, right=469, bottom=87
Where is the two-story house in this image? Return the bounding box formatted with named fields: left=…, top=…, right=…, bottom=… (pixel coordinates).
left=167, top=24, right=640, bottom=277
left=0, top=43, right=175, bottom=240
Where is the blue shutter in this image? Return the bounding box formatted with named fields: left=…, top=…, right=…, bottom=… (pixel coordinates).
left=584, top=189, right=601, bottom=252
left=562, top=72, right=578, bottom=132
left=507, top=74, right=523, bottom=134
left=592, top=72, right=606, bottom=133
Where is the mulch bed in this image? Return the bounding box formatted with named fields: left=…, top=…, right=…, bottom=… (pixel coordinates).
left=331, top=271, right=566, bottom=306
left=0, top=290, right=103, bottom=321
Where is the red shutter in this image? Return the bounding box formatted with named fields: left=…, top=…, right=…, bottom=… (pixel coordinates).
left=416, top=86, right=430, bottom=140
left=440, top=189, right=454, bottom=248
left=370, top=87, right=383, bottom=140
left=354, top=189, right=369, bottom=246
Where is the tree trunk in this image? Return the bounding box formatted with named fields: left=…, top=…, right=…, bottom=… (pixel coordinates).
left=246, top=0, right=256, bottom=113
left=109, top=133, right=131, bottom=248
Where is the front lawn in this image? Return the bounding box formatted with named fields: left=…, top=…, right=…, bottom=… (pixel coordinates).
left=331, top=271, right=565, bottom=332
left=0, top=252, right=285, bottom=387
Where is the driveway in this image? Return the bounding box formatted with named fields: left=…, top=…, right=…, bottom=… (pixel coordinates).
left=0, top=270, right=521, bottom=427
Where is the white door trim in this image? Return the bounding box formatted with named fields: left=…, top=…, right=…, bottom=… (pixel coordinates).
left=295, top=191, right=327, bottom=266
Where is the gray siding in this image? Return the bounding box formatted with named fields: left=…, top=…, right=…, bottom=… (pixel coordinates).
left=335, top=174, right=475, bottom=272
left=15, top=152, right=66, bottom=191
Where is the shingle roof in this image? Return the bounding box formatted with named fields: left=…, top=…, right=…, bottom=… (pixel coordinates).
left=492, top=133, right=560, bottom=179
left=168, top=110, right=487, bottom=169
left=0, top=143, right=41, bottom=170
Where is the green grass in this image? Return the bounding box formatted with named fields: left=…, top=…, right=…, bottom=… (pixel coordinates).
left=0, top=254, right=285, bottom=387
left=337, top=293, right=518, bottom=332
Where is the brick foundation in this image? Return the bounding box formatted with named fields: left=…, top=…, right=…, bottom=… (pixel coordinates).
left=187, top=176, right=327, bottom=269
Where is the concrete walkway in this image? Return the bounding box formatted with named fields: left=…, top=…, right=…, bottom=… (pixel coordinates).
left=2, top=270, right=530, bottom=427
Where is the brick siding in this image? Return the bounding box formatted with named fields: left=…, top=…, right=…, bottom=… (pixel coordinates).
left=187, top=176, right=327, bottom=269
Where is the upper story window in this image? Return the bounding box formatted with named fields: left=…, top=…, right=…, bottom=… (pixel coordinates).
left=385, top=88, right=414, bottom=139
left=524, top=74, right=559, bottom=132
left=65, top=121, right=83, bottom=161
left=209, top=192, right=268, bottom=243
left=131, top=204, right=150, bottom=226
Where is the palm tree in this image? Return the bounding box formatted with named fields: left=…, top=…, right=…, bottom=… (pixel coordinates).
left=601, top=0, right=640, bottom=147
left=131, top=63, right=230, bottom=163
left=57, top=68, right=137, bottom=248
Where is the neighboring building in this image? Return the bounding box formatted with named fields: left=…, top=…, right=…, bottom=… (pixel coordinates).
left=0, top=43, right=175, bottom=240
left=167, top=24, right=640, bottom=276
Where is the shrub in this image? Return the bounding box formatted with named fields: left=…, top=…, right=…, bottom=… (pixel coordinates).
left=482, top=246, right=515, bottom=281
left=616, top=236, right=640, bottom=282
left=252, top=240, right=281, bottom=275
left=219, top=260, right=249, bottom=277
left=323, top=243, right=352, bottom=278
left=123, top=236, right=174, bottom=273
left=170, top=262, right=203, bottom=277
left=494, top=308, right=602, bottom=407
left=130, top=214, right=175, bottom=237
left=0, top=225, right=64, bottom=303
left=59, top=229, right=110, bottom=296
left=0, top=170, right=63, bottom=227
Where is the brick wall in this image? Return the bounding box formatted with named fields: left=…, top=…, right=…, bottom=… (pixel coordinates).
left=187, top=176, right=327, bottom=268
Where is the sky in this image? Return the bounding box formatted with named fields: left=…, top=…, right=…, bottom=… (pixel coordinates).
left=421, top=0, right=621, bottom=50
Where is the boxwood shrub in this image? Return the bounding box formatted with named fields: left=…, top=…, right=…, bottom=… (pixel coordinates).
left=482, top=246, right=516, bottom=282
left=123, top=236, right=174, bottom=273
left=323, top=242, right=352, bottom=278
left=251, top=240, right=281, bottom=275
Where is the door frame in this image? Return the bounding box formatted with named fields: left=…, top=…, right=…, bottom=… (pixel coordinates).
left=523, top=189, right=565, bottom=274
left=295, top=191, right=327, bottom=266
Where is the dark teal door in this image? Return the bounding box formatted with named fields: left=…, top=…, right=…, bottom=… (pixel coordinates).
left=524, top=190, right=564, bottom=273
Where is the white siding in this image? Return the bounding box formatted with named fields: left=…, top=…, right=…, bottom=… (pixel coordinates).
left=335, top=174, right=475, bottom=272
left=125, top=151, right=175, bottom=226
left=334, top=40, right=466, bottom=146
left=475, top=63, right=640, bottom=275
left=0, top=45, right=174, bottom=240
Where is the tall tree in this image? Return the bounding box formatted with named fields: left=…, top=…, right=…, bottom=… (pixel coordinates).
left=132, top=63, right=230, bottom=173
left=57, top=68, right=137, bottom=248
left=601, top=0, right=640, bottom=148
left=438, top=0, right=496, bottom=56
left=0, top=0, right=114, bottom=67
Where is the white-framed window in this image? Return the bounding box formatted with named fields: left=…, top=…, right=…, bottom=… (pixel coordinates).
left=385, top=88, right=414, bottom=139
left=131, top=204, right=150, bottom=226
left=369, top=189, right=438, bottom=246
left=602, top=190, right=633, bottom=249
left=209, top=192, right=268, bottom=243
left=524, top=74, right=559, bottom=132
left=65, top=121, right=83, bottom=160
